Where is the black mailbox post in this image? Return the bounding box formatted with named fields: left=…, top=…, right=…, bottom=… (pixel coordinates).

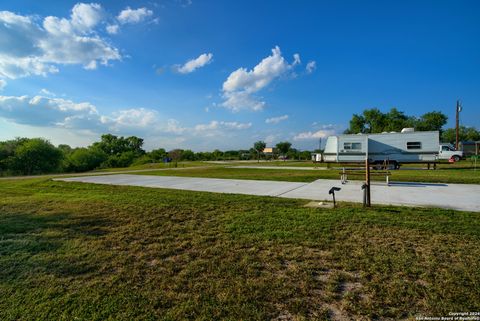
left=328, top=187, right=341, bottom=207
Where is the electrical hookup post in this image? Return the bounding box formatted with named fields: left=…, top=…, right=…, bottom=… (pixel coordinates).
left=365, top=157, right=371, bottom=207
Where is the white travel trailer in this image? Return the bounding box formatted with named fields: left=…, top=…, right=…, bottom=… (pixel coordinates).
left=322, top=129, right=439, bottom=168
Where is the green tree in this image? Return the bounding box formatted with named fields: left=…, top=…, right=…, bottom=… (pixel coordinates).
left=275, top=141, right=292, bottom=160
left=441, top=126, right=480, bottom=144
left=363, top=108, right=387, bottom=133
left=415, top=111, right=448, bottom=132
left=345, top=114, right=366, bottom=134
left=66, top=147, right=107, bottom=172
left=286, top=148, right=299, bottom=160
left=57, top=144, right=73, bottom=155
left=149, top=148, right=167, bottom=162
left=0, top=138, right=29, bottom=172
left=299, top=150, right=312, bottom=160
left=253, top=141, right=266, bottom=161
left=10, top=138, right=62, bottom=175
left=384, top=108, right=411, bottom=132
left=94, top=134, right=145, bottom=156
left=212, top=149, right=223, bottom=160
left=181, top=149, right=195, bottom=161
left=346, top=108, right=448, bottom=134
left=125, top=136, right=145, bottom=155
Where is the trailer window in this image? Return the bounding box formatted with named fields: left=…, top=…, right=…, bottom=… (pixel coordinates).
left=344, top=142, right=362, bottom=150
left=407, top=142, right=422, bottom=150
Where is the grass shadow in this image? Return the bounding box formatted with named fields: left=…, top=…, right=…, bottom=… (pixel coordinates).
left=0, top=211, right=113, bottom=280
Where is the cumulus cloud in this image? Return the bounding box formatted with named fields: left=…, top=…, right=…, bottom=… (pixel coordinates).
left=106, top=24, right=119, bottom=34
left=0, top=95, right=98, bottom=128
left=194, top=120, right=252, bottom=132
left=174, top=53, right=213, bottom=74
left=117, top=7, right=153, bottom=24
left=293, top=124, right=339, bottom=140
left=102, top=108, right=158, bottom=131
left=0, top=94, right=254, bottom=144
left=69, top=3, right=103, bottom=31
left=165, top=119, right=187, bottom=134
left=39, top=88, right=55, bottom=96
left=221, top=46, right=300, bottom=112
left=0, top=4, right=121, bottom=79
left=306, top=60, right=316, bottom=74
left=0, top=79, right=6, bottom=91
left=265, top=114, right=288, bottom=124
left=0, top=94, right=164, bottom=135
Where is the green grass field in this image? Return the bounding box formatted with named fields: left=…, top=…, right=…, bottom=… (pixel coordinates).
left=1, top=178, right=479, bottom=320
left=134, top=165, right=480, bottom=184
left=93, top=161, right=214, bottom=172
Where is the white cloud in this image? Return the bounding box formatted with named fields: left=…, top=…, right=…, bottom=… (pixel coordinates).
left=102, top=108, right=158, bottom=130
left=306, top=60, right=316, bottom=74
left=0, top=4, right=121, bottom=79
left=165, top=119, right=187, bottom=134
left=265, top=114, right=288, bottom=124
left=0, top=79, right=6, bottom=91
left=70, top=3, right=103, bottom=32
left=221, top=46, right=300, bottom=112
left=0, top=94, right=256, bottom=148
left=106, top=24, right=119, bottom=34
left=194, top=120, right=252, bottom=132
left=117, top=7, right=153, bottom=24
left=39, top=88, right=55, bottom=96
left=293, top=53, right=301, bottom=66
left=293, top=124, right=339, bottom=140
left=264, top=134, right=278, bottom=144
left=0, top=94, right=165, bottom=135
left=174, top=53, right=213, bottom=74
left=0, top=95, right=98, bottom=128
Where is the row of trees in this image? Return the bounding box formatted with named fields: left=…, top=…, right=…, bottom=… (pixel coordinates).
left=0, top=134, right=312, bottom=176
left=345, top=108, right=448, bottom=134
left=0, top=134, right=148, bottom=176
left=345, top=108, right=480, bottom=143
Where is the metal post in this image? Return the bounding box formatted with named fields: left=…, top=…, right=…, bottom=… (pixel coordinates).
left=362, top=183, right=367, bottom=207
left=365, top=158, right=371, bottom=206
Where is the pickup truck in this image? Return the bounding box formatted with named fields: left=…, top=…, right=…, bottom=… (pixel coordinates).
left=438, top=144, right=464, bottom=162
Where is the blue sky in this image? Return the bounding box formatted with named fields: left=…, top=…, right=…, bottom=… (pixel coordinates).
left=0, top=0, right=479, bottom=151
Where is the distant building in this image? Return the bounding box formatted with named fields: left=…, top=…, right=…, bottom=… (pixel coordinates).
left=263, top=147, right=276, bottom=154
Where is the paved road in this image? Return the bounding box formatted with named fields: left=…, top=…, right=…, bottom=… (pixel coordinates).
left=57, top=174, right=480, bottom=212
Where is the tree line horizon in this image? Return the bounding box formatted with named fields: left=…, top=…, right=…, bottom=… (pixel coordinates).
left=1, top=108, right=479, bottom=176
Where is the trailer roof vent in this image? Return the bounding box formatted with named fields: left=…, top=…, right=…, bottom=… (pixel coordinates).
left=401, top=128, right=415, bottom=133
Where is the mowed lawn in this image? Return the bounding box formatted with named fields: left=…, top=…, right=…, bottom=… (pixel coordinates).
left=1, top=178, right=479, bottom=320
left=134, top=166, right=480, bottom=184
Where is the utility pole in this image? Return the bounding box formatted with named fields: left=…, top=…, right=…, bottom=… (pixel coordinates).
left=456, top=100, right=462, bottom=150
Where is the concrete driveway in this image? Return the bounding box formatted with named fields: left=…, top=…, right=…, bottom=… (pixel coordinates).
left=56, top=174, right=480, bottom=212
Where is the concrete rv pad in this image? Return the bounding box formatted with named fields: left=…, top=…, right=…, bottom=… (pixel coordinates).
left=56, top=174, right=480, bottom=212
